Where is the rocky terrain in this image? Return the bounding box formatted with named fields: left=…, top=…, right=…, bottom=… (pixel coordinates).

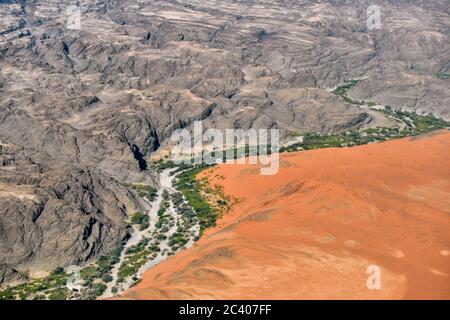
left=123, top=131, right=450, bottom=300
left=0, top=0, right=449, bottom=286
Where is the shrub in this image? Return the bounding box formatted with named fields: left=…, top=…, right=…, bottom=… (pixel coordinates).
left=47, top=288, right=68, bottom=300
left=52, top=267, right=64, bottom=275
left=131, top=212, right=145, bottom=224
left=101, top=274, right=113, bottom=283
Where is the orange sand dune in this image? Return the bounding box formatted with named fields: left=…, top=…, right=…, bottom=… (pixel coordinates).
left=123, top=131, right=450, bottom=300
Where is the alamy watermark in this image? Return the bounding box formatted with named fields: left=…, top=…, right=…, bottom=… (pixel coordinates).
left=66, top=265, right=82, bottom=291
left=66, top=5, right=81, bottom=30
left=367, top=5, right=382, bottom=30
left=366, top=265, right=382, bottom=290
left=29, top=0, right=82, bottom=30
left=171, top=121, right=280, bottom=175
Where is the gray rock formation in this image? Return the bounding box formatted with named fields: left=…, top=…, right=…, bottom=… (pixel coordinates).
left=0, top=141, right=145, bottom=282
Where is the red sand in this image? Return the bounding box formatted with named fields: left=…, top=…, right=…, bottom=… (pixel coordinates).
left=122, top=131, right=450, bottom=299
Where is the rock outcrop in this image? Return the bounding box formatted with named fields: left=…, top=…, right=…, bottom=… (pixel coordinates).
left=0, top=141, right=145, bottom=280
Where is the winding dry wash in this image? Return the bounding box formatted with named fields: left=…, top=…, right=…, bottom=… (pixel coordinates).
left=122, top=132, right=450, bottom=300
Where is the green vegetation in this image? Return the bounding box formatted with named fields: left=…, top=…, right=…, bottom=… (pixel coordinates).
left=155, top=190, right=171, bottom=230
left=288, top=130, right=304, bottom=137
left=149, top=159, right=178, bottom=172
left=174, top=165, right=219, bottom=233
left=130, top=211, right=150, bottom=231
left=281, top=129, right=386, bottom=152
left=77, top=244, right=123, bottom=299
left=47, top=287, right=69, bottom=300
left=0, top=242, right=126, bottom=300
left=333, top=80, right=387, bottom=107
left=171, top=193, right=197, bottom=228
left=332, top=80, right=360, bottom=104
left=280, top=110, right=450, bottom=153
left=281, top=81, right=450, bottom=153
left=154, top=143, right=273, bottom=174
left=82, top=152, right=244, bottom=292
left=168, top=231, right=188, bottom=248
left=0, top=267, right=69, bottom=300
left=169, top=192, right=199, bottom=251
left=53, top=267, right=64, bottom=275
left=123, top=184, right=158, bottom=202
left=116, top=237, right=159, bottom=284
left=383, top=108, right=450, bottom=133
left=436, top=72, right=450, bottom=80
left=115, top=191, right=181, bottom=285
left=101, top=274, right=113, bottom=283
